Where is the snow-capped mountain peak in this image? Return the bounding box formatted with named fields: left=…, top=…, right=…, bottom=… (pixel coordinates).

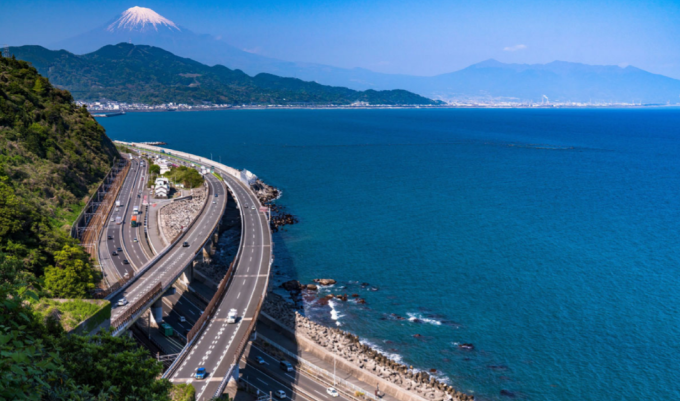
left=107, top=6, right=180, bottom=32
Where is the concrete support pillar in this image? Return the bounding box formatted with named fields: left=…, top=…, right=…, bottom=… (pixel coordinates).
left=180, top=265, right=193, bottom=287
left=202, top=246, right=212, bottom=263
left=213, top=231, right=219, bottom=244
left=150, top=298, right=163, bottom=328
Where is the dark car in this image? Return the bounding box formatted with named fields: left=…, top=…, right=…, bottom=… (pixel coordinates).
left=112, top=251, right=118, bottom=256
left=122, top=259, right=129, bottom=265
left=215, top=194, right=218, bottom=197
left=117, top=247, right=122, bottom=252
left=137, top=194, right=141, bottom=198
left=279, top=360, right=294, bottom=372
left=183, top=241, right=189, bottom=247
left=108, top=235, right=113, bottom=240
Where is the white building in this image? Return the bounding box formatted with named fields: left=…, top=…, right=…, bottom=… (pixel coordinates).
left=154, top=177, right=170, bottom=198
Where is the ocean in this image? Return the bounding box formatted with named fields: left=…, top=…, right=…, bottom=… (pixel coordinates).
left=99, top=108, right=680, bottom=401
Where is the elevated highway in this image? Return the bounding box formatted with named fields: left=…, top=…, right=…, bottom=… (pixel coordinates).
left=115, top=142, right=273, bottom=401
left=107, top=171, right=227, bottom=331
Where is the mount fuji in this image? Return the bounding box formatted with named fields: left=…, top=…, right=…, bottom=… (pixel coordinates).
left=49, top=7, right=680, bottom=103
left=51, top=6, right=365, bottom=88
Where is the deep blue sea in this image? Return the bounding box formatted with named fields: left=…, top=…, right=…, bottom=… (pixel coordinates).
left=99, top=109, right=680, bottom=401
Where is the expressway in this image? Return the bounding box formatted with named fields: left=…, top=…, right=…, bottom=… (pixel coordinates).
left=109, top=171, right=227, bottom=323
left=169, top=169, right=271, bottom=401
left=114, top=142, right=273, bottom=401
left=99, top=155, right=148, bottom=283
left=240, top=346, right=354, bottom=401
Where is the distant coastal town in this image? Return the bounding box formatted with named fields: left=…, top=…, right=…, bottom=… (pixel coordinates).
left=80, top=99, right=677, bottom=113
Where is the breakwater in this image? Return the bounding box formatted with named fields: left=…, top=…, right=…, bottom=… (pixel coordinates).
left=263, top=294, right=473, bottom=401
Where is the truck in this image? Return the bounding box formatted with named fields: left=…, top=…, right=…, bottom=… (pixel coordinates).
left=115, top=216, right=122, bottom=225
left=131, top=215, right=138, bottom=228
left=160, top=323, right=173, bottom=337
left=133, top=206, right=139, bottom=215
left=115, top=200, right=121, bottom=207
left=227, top=308, right=238, bottom=324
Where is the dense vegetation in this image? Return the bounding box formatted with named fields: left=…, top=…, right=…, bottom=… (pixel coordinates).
left=164, top=165, right=204, bottom=189
left=0, top=56, right=176, bottom=400
left=11, top=43, right=442, bottom=105
left=0, top=54, right=119, bottom=294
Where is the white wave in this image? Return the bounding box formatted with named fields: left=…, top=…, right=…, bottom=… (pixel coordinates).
left=407, top=312, right=442, bottom=326
left=359, top=339, right=405, bottom=365
left=328, top=300, right=344, bottom=326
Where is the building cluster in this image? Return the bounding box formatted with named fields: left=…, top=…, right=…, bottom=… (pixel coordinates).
left=147, top=154, right=178, bottom=198
left=78, top=100, right=232, bottom=112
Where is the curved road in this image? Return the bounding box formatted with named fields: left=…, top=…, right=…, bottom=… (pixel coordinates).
left=169, top=170, right=271, bottom=401
left=110, top=172, right=227, bottom=322
left=99, top=156, right=147, bottom=283
left=114, top=142, right=273, bottom=401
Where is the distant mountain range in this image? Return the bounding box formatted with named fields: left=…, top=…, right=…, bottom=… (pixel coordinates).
left=9, top=44, right=439, bottom=105
left=46, top=6, right=680, bottom=104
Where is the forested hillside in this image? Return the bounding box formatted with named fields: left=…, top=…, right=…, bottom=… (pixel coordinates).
left=0, top=54, right=118, bottom=283
left=11, top=43, right=442, bottom=105
left=0, top=55, right=173, bottom=400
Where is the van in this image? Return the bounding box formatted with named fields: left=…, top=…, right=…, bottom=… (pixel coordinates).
left=279, top=360, right=293, bottom=372
left=227, top=308, right=237, bottom=324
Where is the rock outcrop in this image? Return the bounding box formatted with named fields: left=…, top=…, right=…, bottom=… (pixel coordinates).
left=314, top=278, right=337, bottom=286
left=159, top=187, right=206, bottom=241
left=262, top=294, right=473, bottom=401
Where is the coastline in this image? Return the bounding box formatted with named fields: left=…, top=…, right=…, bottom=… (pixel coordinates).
left=90, top=104, right=680, bottom=116
left=262, top=292, right=474, bottom=401
left=253, top=174, right=473, bottom=400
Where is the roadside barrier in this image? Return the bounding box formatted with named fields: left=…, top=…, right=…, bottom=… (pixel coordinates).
left=111, top=282, right=162, bottom=330
left=187, top=260, right=235, bottom=343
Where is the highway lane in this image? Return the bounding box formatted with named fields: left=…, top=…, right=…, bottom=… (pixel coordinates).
left=170, top=171, right=271, bottom=401
left=120, top=156, right=152, bottom=269
left=110, top=172, right=227, bottom=321
left=241, top=346, right=353, bottom=401
left=99, top=156, right=143, bottom=283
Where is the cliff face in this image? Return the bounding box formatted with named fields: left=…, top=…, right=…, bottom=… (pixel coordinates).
left=0, top=54, right=118, bottom=275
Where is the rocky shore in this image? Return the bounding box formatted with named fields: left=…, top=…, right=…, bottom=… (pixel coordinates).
left=159, top=187, right=206, bottom=241
left=249, top=179, right=298, bottom=232
left=250, top=178, right=280, bottom=203
left=263, top=294, right=473, bottom=401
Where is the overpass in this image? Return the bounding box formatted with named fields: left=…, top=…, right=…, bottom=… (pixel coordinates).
left=114, top=142, right=273, bottom=400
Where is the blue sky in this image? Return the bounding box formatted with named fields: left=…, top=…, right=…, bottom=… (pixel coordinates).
left=2, top=0, right=679, bottom=78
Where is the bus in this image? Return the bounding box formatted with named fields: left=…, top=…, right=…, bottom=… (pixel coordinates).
left=131, top=215, right=138, bottom=228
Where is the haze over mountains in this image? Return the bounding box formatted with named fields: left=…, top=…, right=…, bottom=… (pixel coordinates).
left=49, top=6, right=680, bottom=104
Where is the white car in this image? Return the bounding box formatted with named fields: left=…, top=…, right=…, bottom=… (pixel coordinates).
left=117, top=298, right=128, bottom=307
left=326, top=388, right=339, bottom=398
left=179, top=316, right=186, bottom=323
left=256, top=356, right=266, bottom=365
left=227, top=308, right=238, bottom=324
left=275, top=390, right=286, bottom=399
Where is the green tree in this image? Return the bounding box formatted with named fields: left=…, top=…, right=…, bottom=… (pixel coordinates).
left=170, top=384, right=196, bottom=401
left=43, top=245, right=96, bottom=298
left=58, top=330, right=172, bottom=401
left=149, top=164, right=161, bottom=175
left=33, top=77, right=45, bottom=95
